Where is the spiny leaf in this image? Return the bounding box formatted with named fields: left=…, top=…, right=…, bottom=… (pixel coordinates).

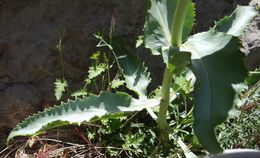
left=214, top=5, right=257, bottom=37
left=144, top=0, right=195, bottom=55
left=7, top=92, right=160, bottom=144
left=111, top=38, right=151, bottom=99
left=94, top=35, right=151, bottom=98
left=54, top=79, right=68, bottom=100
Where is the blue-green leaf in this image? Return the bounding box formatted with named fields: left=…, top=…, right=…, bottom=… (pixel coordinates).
left=182, top=31, right=246, bottom=153
left=111, top=38, right=151, bottom=99
left=214, top=5, right=257, bottom=37
left=7, top=92, right=160, bottom=144
left=95, top=35, right=151, bottom=99
left=144, top=0, right=195, bottom=55
left=181, top=5, right=257, bottom=153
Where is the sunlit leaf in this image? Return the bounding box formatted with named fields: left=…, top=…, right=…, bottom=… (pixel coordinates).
left=54, top=79, right=68, bottom=100
left=180, top=5, right=257, bottom=153
left=182, top=31, right=248, bottom=153
left=88, top=63, right=108, bottom=79
left=111, top=79, right=125, bottom=89
left=111, top=38, right=151, bottom=99
left=7, top=92, right=160, bottom=144
left=144, top=0, right=195, bottom=55
left=214, top=5, right=257, bottom=37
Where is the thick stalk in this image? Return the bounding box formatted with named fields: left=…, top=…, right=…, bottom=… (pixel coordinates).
left=157, top=0, right=190, bottom=141
left=157, top=68, right=173, bottom=131
left=171, top=0, right=190, bottom=47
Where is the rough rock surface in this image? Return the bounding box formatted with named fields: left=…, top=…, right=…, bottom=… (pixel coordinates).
left=194, top=0, right=250, bottom=32
left=0, top=0, right=148, bottom=127
left=0, top=84, right=41, bottom=127
left=0, top=0, right=259, bottom=149
left=243, top=0, right=260, bottom=70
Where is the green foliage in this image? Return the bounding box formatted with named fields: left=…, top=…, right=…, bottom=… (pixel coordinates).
left=95, top=35, right=151, bottom=98
left=144, top=0, right=195, bottom=55
left=87, top=51, right=109, bottom=80
left=162, top=47, right=191, bottom=74
left=182, top=31, right=247, bottom=153
left=59, top=49, right=114, bottom=99
left=84, top=115, right=160, bottom=157
left=173, top=71, right=194, bottom=95
left=246, top=68, right=260, bottom=86
left=144, top=0, right=256, bottom=153
left=54, top=79, right=68, bottom=100
left=180, top=5, right=257, bottom=152
left=218, top=107, right=260, bottom=149
left=7, top=0, right=257, bottom=157
left=54, top=29, right=67, bottom=100
left=88, top=63, right=108, bottom=79
left=217, top=73, right=260, bottom=149
left=136, top=35, right=144, bottom=48
left=214, top=5, right=257, bottom=36
left=7, top=92, right=160, bottom=144
left=71, top=89, right=88, bottom=98
left=111, top=79, right=125, bottom=89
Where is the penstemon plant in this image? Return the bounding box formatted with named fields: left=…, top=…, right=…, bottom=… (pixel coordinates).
left=7, top=0, right=257, bottom=155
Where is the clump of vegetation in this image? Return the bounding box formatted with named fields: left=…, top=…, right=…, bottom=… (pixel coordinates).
left=3, top=0, right=258, bottom=157
left=217, top=70, right=260, bottom=150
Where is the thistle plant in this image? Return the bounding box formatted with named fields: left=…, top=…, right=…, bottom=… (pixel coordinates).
left=7, top=0, right=257, bottom=155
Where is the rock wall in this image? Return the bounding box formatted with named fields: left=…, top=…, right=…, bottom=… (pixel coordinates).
left=0, top=0, right=259, bottom=149
left=0, top=0, right=148, bottom=129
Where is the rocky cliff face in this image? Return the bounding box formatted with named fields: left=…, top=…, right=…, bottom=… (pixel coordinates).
left=0, top=0, right=259, bottom=149
left=0, top=0, right=148, bottom=129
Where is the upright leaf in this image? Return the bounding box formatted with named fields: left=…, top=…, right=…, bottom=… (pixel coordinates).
left=7, top=92, right=160, bottom=144
left=144, top=0, right=195, bottom=55
left=111, top=38, right=151, bottom=98
left=181, top=5, right=257, bottom=153
left=182, top=31, right=246, bottom=153
left=182, top=1, right=195, bottom=41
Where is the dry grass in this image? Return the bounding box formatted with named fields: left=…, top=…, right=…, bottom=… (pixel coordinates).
left=0, top=125, right=111, bottom=158
left=0, top=136, right=109, bottom=158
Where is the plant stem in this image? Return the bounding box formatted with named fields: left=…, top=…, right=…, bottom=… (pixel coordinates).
left=171, top=0, right=190, bottom=47
left=157, top=68, right=173, bottom=131
left=58, top=30, right=65, bottom=81
left=59, top=48, right=65, bottom=80
left=157, top=0, right=190, bottom=141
